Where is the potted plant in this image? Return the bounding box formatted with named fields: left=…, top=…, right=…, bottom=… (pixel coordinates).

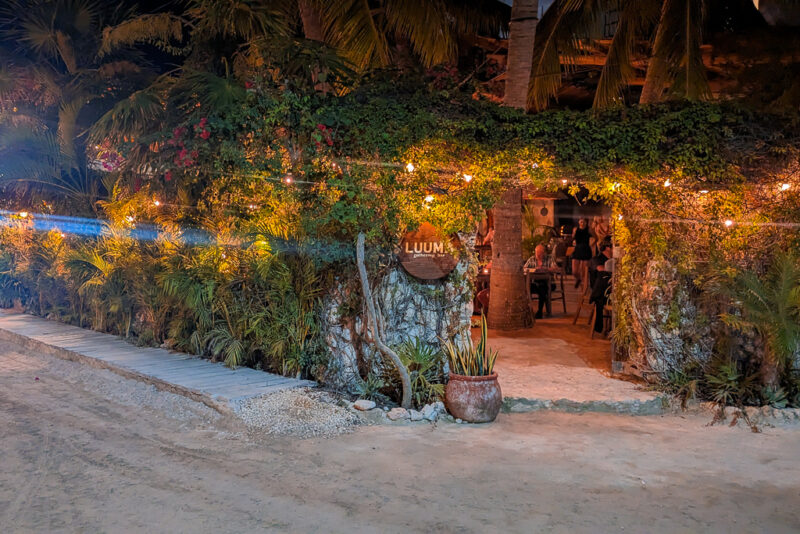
left=442, top=315, right=502, bottom=423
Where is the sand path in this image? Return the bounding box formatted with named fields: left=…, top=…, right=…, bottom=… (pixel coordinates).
left=1, top=341, right=799, bottom=533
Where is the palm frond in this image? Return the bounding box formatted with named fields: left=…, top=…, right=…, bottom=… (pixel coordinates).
left=384, top=0, right=455, bottom=68
left=90, top=83, right=166, bottom=144
left=318, top=0, right=390, bottom=70
left=593, top=0, right=660, bottom=108
left=98, top=13, right=184, bottom=57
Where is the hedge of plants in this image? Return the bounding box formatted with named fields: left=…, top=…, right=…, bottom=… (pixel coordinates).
left=2, top=73, right=800, bottom=405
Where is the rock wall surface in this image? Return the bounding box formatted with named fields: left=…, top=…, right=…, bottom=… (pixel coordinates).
left=321, top=260, right=473, bottom=393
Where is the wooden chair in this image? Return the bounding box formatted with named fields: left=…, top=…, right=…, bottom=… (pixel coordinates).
left=550, top=265, right=568, bottom=315
left=572, top=285, right=594, bottom=326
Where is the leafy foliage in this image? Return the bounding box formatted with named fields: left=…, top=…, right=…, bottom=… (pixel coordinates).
left=443, top=314, right=498, bottom=376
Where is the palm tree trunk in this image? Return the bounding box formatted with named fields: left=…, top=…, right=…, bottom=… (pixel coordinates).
left=298, top=0, right=324, bottom=41
left=640, top=0, right=672, bottom=104
left=504, top=0, right=539, bottom=109
left=488, top=187, right=532, bottom=330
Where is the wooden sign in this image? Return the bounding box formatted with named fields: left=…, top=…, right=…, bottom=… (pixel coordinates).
left=398, top=223, right=460, bottom=280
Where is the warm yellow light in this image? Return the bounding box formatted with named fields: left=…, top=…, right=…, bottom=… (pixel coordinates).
left=126, top=215, right=135, bottom=223
left=424, top=195, right=435, bottom=203
left=531, top=163, right=539, bottom=169
left=463, top=174, right=472, bottom=182
left=18, top=211, right=28, bottom=218
left=699, top=190, right=709, bottom=194
left=153, top=200, right=161, bottom=207
left=724, top=219, right=734, bottom=227
left=284, top=175, right=293, bottom=184
left=406, top=163, right=415, bottom=173
left=617, top=214, right=623, bottom=221
left=780, top=183, right=791, bottom=191
left=60, top=233, right=66, bottom=238
left=561, top=179, right=568, bottom=185
left=483, top=268, right=489, bottom=274
left=663, top=179, right=671, bottom=187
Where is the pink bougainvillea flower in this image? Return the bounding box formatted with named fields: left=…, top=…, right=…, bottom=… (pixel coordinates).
left=199, top=129, right=210, bottom=140
left=199, top=117, right=208, bottom=126
left=245, top=81, right=254, bottom=89
left=317, top=124, right=326, bottom=131
left=165, top=171, right=172, bottom=182
left=191, top=150, right=198, bottom=159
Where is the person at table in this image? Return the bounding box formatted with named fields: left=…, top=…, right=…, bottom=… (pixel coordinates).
left=590, top=258, right=613, bottom=335
left=571, top=218, right=592, bottom=291
left=591, top=216, right=610, bottom=254
left=524, top=244, right=558, bottom=319
left=589, top=243, right=613, bottom=289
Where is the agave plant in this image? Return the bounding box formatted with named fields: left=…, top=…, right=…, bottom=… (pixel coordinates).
left=443, top=314, right=498, bottom=377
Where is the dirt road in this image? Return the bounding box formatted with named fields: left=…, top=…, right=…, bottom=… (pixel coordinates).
left=1, top=341, right=799, bottom=533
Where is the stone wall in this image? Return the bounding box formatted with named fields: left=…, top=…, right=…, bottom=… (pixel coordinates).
left=320, top=258, right=473, bottom=393
left=628, top=259, right=714, bottom=376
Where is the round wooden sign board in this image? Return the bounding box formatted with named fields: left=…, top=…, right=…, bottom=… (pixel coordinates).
left=398, top=223, right=460, bottom=281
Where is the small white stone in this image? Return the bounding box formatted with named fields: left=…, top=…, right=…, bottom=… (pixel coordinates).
left=455, top=418, right=463, bottom=424
left=353, top=399, right=376, bottom=411
left=387, top=407, right=409, bottom=421
left=421, top=404, right=437, bottom=421
left=409, top=409, right=423, bottom=421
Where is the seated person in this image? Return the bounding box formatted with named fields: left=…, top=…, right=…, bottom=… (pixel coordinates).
left=524, top=244, right=558, bottom=319
left=589, top=243, right=613, bottom=289
left=590, top=260, right=613, bottom=335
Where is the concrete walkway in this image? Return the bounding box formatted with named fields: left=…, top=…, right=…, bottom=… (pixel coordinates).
left=0, top=311, right=314, bottom=412
left=480, top=275, right=664, bottom=415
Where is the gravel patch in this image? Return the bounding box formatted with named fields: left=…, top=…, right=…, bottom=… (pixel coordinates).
left=235, top=388, right=360, bottom=438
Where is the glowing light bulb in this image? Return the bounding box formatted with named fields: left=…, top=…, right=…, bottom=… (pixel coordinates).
left=663, top=179, right=671, bottom=187
left=617, top=214, right=623, bottom=221
left=406, top=163, right=415, bottom=173
left=284, top=175, right=293, bottom=184
left=532, top=163, right=539, bottom=169
left=153, top=200, right=161, bottom=207
left=724, top=219, right=734, bottom=227
left=248, top=204, right=257, bottom=210
left=60, top=233, right=65, bottom=238
left=561, top=179, right=568, bottom=185
left=463, top=174, right=472, bottom=183
left=780, top=183, right=791, bottom=191
left=126, top=215, right=135, bottom=223
left=699, top=190, right=709, bottom=194
left=483, top=268, right=489, bottom=274
left=424, top=195, right=435, bottom=203
left=18, top=211, right=28, bottom=218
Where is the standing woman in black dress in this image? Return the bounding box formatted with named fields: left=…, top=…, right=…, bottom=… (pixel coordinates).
left=572, top=218, right=592, bottom=292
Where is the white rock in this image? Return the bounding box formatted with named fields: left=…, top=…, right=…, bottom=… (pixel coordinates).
left=409, top=409, right=423, bottom=421
left=422, top=404, right=437, bottom=421
left=353, top=399, right=376, bottom=411
left=455, top=418, right=463, bottom=424
left=387, top=407, right=409, bottom=421
left=434, top=401, right=445, bottom=412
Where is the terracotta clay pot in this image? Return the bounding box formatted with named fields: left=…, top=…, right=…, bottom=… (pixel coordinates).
left=445, top=373, right=502, bottom=423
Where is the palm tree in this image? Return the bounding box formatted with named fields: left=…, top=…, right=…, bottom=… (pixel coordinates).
left=0, top=0, right=180, bottom=208
left=488, top=0, right=538, bottom=330
left=308, top=0, right=507, bottom=70
left=526, top=0, right=712, bottom=109
left=716, top=252, right=800, bottom=387
left=487, top=187, right=533, bottom=330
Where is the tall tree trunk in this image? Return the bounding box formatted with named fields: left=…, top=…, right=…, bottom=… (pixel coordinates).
left=639, top=0, right=671, bottom=104
left=488, top=0, right=537, bottom=330
left=298, top=0, right=324, bottom=41
left=488, top=187, right=532, bottom=330
left=504, top=0, right=539, bottom=109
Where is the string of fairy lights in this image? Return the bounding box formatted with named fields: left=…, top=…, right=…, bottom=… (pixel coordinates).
left=3, top=159, right=799, bottom=234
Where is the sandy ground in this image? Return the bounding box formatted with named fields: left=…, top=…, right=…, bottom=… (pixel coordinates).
left=2, top=341, right=800, bottom=533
